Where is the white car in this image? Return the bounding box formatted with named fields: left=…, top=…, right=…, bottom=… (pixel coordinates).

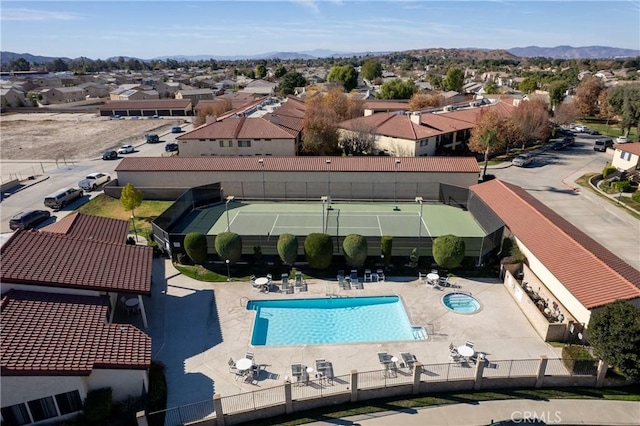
left=616, top=136, right=628, bottom=143
left=574, top=125, right=588, bottom=133
left=78, top=172, right=111, bottom=191
left=511, top=153, right=533, bottom=167
left=117, top=144, right=135, bottom=154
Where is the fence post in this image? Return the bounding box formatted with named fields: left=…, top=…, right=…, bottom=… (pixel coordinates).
left=135, top=411, right=148, bottom=426
left=473, top=357, right=485, bottom=390
left=595, top=359, right=608, bottom=387
left=284, top=379, right=293, bottom=414
left=350, top=369, right=358, bottom=402
left=535, top=356, right=548, bottom=388
left=213, top=393, right=225, bottom=426
left=412, top=362, right=422, bottom=394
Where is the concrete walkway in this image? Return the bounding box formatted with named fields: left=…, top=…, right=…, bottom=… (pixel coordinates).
left=307, top=399, right=640, bottom=425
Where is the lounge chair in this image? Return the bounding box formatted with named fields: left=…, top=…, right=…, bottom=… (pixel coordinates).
left=300, top=281, right=308, bottom=292
left=339, top=277, right=351, bottom=290
left=337, top=270, right=345, bottom=281
left=295, top=272, right=303, bottom=287
left=376, top=269, right=385, bottom=282
left=364, top=269, right=372, bottom=282
left=350, top=270, right=358, bottom=281
left=281, top=276, right=290, bottom=292
left=353, top=279, right=364, bottom=290
left=401, top=352, right=416, bottom=370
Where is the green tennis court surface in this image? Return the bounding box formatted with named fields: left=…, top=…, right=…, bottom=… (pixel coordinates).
left=172, top=201, right=485, bottom=239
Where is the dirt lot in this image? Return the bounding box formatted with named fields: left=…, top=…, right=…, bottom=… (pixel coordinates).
left=0, top=113, right=183, bottom=161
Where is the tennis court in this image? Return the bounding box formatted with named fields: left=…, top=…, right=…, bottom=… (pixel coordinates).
left=172, top=201, right=485, bottom=239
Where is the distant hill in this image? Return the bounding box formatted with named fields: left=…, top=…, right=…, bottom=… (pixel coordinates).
left=1, top=51, right=72, bottom=65
left=406, top=48, right=519, bottom=61
left=508, top=45, right=640, bottom=59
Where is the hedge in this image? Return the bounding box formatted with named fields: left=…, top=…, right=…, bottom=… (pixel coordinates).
left=381, top=235, right=393, bottom=267
left=214, top=232, right=242, bottom=263
left=184, top=232, right=208, bottom=265
left=343, top=234, right=368, bottom=267
left=84, top=387, right=112, bottom=423
left=304, top=233, right=333, bottom=269
left=277, top=233, right=298, bottom=265
left=432, top=234, right=465, bottom=270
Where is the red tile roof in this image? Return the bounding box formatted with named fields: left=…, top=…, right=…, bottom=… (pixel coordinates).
left=614, top=142, right=640, bottom=156
left=40, top=213, right=129, bottom=244
left=177, top=116, right=298, bottom=140
left=340, top=113, right=442, bottom=140
left=1, top=231, right=152, bottom=294
left=471, top=179, right=640, bottom=309
left=363, top=100, right=410, bottom=111
left=99, top=99, right=192, bottom=110
left=115, top=156, right=480, bottom=173
left=1, top=290, right=151, bottom=376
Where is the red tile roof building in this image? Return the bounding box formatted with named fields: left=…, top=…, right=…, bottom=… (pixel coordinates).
left=471, top=179, right=640, bottom=323
left=40, top=212, right=129, bottom=244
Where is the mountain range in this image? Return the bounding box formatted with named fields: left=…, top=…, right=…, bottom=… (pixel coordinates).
left=2, top=46, right=638, bottom=65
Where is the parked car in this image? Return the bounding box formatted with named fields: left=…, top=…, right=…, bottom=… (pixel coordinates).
left=109, top=115, right=124, bottom=120
left=586, top=128, right=600, bottom=135
left=551, top=141, right=565, bottom=151
left=117, top=144, right=135, bottom=154
left=44, top=188, right=83, bottom=210
left=616, top=136, right=628, bottom=143
left=171, top=126, right=182, bottom=133
left=78, top=172, right=111, bottom=191
left=594, top=139, right=614, bottom=152
left=563, top=136, right=575, bottom=146
left=9, top=209, right=51, bottom=231
left=574, top=125, right=588, bottom=133
left=102, top=150, right=118, bottom=160
left=511, top=153, right=533, bottom=167
left=146, top=134, right=160, bottom=144
left=165, top=142, right=179, bottom=152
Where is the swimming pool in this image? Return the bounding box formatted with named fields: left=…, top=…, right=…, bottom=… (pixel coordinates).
left=442, top=292, right=481, bottom=314
left=247, top=296, right=427, bottom=346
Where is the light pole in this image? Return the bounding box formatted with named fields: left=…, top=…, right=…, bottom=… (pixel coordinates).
left=415, top=197, right=423, bottom=256
left=321, top=196, right=328, bottom=233
left=130, top=213, right=138, bottom=242
left=326, top=159, right=332, bottom=209
left=258, top=158, right=265, bottom=200
left=380, top=253, right=385, bottom=269
left=394, top=159, right=401, bottom=210
left=225, top=259, right=230, bottom=281
left=225, top=195, right=235, bottom=231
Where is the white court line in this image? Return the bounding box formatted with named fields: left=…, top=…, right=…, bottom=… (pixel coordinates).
left=269, top=214, right=280, bottom=236
left=376, top=215, right=383, bottom=236
left=422, top=216, right=433, bottom=239
left=234, top=211, right=419, bottom=217
left=227, top=211, right=240, bottom=232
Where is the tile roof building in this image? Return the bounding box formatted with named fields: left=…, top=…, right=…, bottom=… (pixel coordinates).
left=470, top=179, right=640, bottom=327
left=0, top=290, right=151, bottom=424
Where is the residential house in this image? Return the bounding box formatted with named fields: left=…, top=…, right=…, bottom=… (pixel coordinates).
left=611, top=143, right=640, bottom=173
left=176, top=88, right=216, bottom=103
left=239, top=79, right=278, bottom=96
left=78, top=82, right=109, bottom=98
left=39, top=87, right=86, bottom=104
left=0, top=213, right=153, bottom=424
left=0, top=87, right=27, bottom=108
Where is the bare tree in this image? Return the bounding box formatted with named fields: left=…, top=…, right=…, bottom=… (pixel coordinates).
left=340, top=122, right=377, bottom=155
left=553, top=102, right=578, bottom=126
left=387, top=140, right=414, bottom=157
left=408, top=93, right=445, bottom=111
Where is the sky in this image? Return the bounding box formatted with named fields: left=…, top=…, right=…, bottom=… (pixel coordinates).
left=1, top=0, right=639, bottom=59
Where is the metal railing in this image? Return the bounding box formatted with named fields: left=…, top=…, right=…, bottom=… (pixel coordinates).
left=148, top=357, right=600, bottom=425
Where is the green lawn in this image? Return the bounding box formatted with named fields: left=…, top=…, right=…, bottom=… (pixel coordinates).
left=75, top=194, right=172, bottom=234
left=579, top=121, right=638, bottom=141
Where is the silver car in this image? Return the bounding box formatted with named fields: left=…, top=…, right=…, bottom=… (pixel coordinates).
left=512, top=153, right=533, bottom=167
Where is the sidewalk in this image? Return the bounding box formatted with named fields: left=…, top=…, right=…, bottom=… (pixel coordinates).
left=308, top=399, right=640, bottom=425
left=1, top=174, right=49, bottom=199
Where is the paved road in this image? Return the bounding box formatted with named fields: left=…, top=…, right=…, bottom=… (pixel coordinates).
left=489, top=134, right=640, bottom=270
left=307, top=399, right=640, bottom=425
left=0, top=122, right=193, bottom=233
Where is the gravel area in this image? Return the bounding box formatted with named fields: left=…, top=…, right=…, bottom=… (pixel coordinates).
left=0, top=113, right=182, bottom=161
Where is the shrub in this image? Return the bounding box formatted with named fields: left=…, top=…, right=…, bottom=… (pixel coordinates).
left=342, top=234, right=368, bottom=267
left=184, top=232, right=208, bottom=265
left=614, top=180, right=632, bottom=193
left=432, top=234, right=465, bottom=270
left=83, top=387, right=112, bottom=423
left=602, top=163, right=617, bottom=178
left=277, top=233, right=298, bottom=265
left=176, top=253, right=189, bottom=265
left=561, top=345, right=596, bottom=375
left=214, top=232, right=242, bottom=263
left=381, top=235, right=393, bottom=267
left=304, top=233, right=333, bottom=269
left=633, top=190, right=640, bottom=203
left=408, top=247, right=419, bottom=268
left=126, top=236, right=136, bottom=245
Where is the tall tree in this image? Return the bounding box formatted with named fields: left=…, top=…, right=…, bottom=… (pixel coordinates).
left=193, top=99, right=233, bottom=127
left=607, top=84, right=640, bottom=137
left=376, top=79, right=417, bottom=99
left=254, top=63, right=267, bottom=79
left=443, top=67, right=464, bottom=92
left=553, top=102, right=578, bottom=125
left=574, top=77, right=603, bottom=117
left=548, top=80, right=568, bottom=109
left=468, top=109, right=505, bottom=178
left=327, top=64, right=359, bottom=92
left=302, top=94, right=339, bottom=155
left=8, top=58, right=30, bottom=71
left=518, top=77, right=538, bottom=94
left=274, top=65, right=287, bottom=78
left=361, top=58, right=383, bottom=81
left=278, top=71, right=306, bottom=96
left=505, top=99, right=551, bottom=150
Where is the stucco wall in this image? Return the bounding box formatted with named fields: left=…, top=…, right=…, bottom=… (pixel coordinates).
left=115, top=170, right=479, bottom=202
left=0, top=376, right=87, bottom=408
left=86, top=369, right=148, bottom=402
left=178, top=138, right=296, bottom=157
left=611, top=149, right=639, bottom=171
left=515, top=237, right=592, bottom=326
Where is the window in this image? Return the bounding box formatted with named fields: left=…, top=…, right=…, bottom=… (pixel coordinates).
left=1, top=403, right=30, bottom=425
left=219, top=140, right=232, bottom=147
left=620, top=151, right=631, bottom=161
left=28, top=396, right=57, bottom=422
left=55, top=391, right=82, bottom=415
left=238, top=140, right=251, bottom=148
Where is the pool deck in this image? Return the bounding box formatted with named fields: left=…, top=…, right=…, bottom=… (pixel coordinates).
left=146, top=259, right=563, bottom=409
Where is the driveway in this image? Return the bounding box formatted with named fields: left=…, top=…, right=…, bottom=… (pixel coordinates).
left=491, top=136, right=640, bottom=270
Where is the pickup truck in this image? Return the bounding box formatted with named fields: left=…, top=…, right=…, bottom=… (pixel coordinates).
left=78, top=172, right=111, bottom=191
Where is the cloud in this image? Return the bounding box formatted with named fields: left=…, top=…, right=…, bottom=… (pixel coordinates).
left=290, top=0, right=320, bottom=13
left=1, top=8, right=84, bottom=21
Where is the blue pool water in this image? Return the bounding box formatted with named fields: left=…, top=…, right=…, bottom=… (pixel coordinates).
left=442, top=292, right=481, bottom=314
left=247, top=296, right=427, bottom=346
